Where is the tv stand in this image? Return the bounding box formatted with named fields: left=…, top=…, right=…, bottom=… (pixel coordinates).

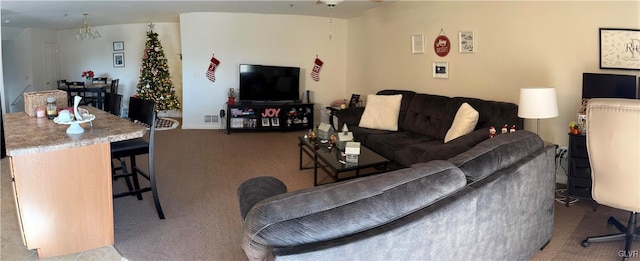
left=226, top=102, right=314, bottom=134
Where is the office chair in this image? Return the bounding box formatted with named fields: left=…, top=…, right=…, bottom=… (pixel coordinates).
left=110, top=97, right=165, bottom=219
left=581, top=98, right=640, bottom=260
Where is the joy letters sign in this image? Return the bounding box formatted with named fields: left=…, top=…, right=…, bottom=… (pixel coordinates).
left=262, top=108, right=280, bottom=118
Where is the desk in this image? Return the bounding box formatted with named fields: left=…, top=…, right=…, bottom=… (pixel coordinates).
left=566, top=133, right=595, bottom=206
left=4, top=107, right=145, bottom=258
left=59, top=83, right=108, bottom=110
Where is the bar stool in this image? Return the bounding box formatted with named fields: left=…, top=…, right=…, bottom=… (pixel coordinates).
left=110, top=97, right=165, bottom=219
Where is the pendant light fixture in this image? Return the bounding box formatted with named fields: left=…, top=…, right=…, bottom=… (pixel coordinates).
left=75, top=14, right=101, bottom=40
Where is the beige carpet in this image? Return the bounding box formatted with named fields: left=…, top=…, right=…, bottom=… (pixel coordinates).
left=112, top=128, right=315, bottom=260
left=113, top=127, right=636, bottom=261
left=3, top=123, right=635, bottom=260
left=555, top=206, right=635, bottom=261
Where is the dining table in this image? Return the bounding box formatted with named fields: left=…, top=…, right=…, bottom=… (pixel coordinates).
left=58, top=82, right=109, bottom=110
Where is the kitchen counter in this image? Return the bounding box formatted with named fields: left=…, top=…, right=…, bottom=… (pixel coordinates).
left=4, top=106, right=144, bottom=258
left=5, top=106, right=145, bottom=156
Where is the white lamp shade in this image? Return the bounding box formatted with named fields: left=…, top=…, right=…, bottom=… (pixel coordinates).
left=518, top=87, right=559, bottom=119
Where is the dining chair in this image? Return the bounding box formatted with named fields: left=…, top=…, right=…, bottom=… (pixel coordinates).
left=56, top=79, right=66, bottom=88
left=92, top=77, right=108, bottom=84
left=110, top=97, right=165, bottom=219
left=101, top=79, right=120, bottom=110
left=65, top=81, right=95, bottom=107
left=104, top=93, right=122, bottom=116
left=56, top=80, right=72, bottom=106
left=109, top=79, right=120, bottom=94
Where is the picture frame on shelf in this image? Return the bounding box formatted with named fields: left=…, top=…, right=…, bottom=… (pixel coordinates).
left=411, top=34, right=425, bottom=54
left=271, top=117, right=280, bottom=127
left=433, top=62, right=449, bottom=79
left=261, top=118, right=270, bottom=127
left=599, top=28, right=640, bottom=70
left=459, top=31, right=475, bottom=53
left=113, top=52, right=125, bottom=68
left=113, top=41, right=124, bottom=51
left=348, top=94, right=361, bottom=108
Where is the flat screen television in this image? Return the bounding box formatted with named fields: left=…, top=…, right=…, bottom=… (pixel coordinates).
left=582, top=73, right=637, bottom=99
left=239, top=64, right=300, bottom=102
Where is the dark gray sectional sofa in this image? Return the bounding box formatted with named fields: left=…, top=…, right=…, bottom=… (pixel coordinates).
left=333, top=90, right=523, bottom=168
left=238, top=130, right=555, bottom=260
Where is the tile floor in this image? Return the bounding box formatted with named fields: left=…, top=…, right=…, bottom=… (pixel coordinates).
left=1, top=158, right=124, bottom=261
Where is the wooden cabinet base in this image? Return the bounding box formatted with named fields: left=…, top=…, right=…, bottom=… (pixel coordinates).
left=10, top=143, right=114, bottom=258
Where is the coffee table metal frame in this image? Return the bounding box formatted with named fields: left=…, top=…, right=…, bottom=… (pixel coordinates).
left=298, top=136, right=390, bottom=186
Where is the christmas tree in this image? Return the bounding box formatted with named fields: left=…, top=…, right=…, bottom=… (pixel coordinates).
left=135, top=26, right=181, bottom=112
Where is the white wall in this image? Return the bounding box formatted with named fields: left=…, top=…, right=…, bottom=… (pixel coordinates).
left=2, top=27, right=55, bottom=112
left=179, top=12, right=347, bottom=129
left=348, top=1, right=640, bottom=147
left=4, top=2, right=640, bottom=144
left=56, top=22, right=182, bottom=116
left=2, top=23, right=182, bottom=116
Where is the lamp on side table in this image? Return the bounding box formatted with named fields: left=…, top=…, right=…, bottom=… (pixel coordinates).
left=518, top=87, right=559, bottom=135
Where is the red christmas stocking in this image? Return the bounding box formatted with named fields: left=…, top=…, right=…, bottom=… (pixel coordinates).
left=311, top=57, right=323, bottom=82
left=207, top=54, right=220, bottom=82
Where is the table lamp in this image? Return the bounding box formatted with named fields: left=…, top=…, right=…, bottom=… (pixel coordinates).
left=518, top=87, right=559, bottom=134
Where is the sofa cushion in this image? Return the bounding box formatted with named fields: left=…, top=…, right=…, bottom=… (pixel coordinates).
left=451, top=97, right=522, bottom=130
left=241, top=160, right=467, bottom=257
left=447, top=130, right=543, bottom=181
left=359, top=94, right=403, bottom=131
left=363, top=131, right=438, bottom=161
left=402, top=94, right=458, bottom=139
left=444, top=102, right=479, bottom=143
left=376, top=90, right=417, bottom=130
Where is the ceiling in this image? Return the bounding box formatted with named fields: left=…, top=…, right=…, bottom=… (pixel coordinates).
left=1, top=0, right=392, bottom=31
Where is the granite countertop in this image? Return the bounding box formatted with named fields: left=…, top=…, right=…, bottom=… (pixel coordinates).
left=5, top=106, right=146, bottom=156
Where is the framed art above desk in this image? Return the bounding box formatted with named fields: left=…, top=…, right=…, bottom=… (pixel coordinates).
left=599, top=28, right=640, bottom=70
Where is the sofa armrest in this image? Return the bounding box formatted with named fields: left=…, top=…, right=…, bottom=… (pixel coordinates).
left=241, top=161, right=466, bottom=258
left=333, top=107, right=366, bottom=128
left=237, top=176, right=287, bottom=220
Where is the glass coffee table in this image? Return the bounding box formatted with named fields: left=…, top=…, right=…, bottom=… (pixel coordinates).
left=298, top=136, right=391, bottom=186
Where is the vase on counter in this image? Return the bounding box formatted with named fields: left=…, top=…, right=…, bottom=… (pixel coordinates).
left=85, top=78, right=92, bottom=87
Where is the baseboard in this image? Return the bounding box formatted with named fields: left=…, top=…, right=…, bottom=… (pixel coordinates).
left=157, top=110, right=182, bottom=118
left=182, top=123, right=223, bottom=130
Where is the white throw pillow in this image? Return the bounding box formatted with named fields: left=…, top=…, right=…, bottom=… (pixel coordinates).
left=358, top=94, right=403, bottom=131
left=444, top=102, right=479, bottom=143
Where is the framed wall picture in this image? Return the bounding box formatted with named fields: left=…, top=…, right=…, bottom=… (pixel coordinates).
left=433, top=62, right=449, bottom=79
left=600, top=28, right=640, bottom=70
left=113, top=41, right=124, bottom=51
left=459, top=30, right=475, bottom=53
left=411, top=34, right=424, bottom=54
left=113, top=52, right=125, bottom=68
